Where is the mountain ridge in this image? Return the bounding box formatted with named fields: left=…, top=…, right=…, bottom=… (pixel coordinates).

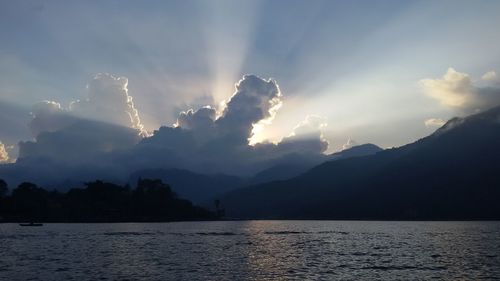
left=220, top=106, right=500, bottom=219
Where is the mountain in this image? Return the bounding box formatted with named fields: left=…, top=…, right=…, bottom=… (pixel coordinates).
left=128, top=169, right=244, bottom=204
left=129, top=144, right=383, bottom=204
left=249, top=144, right=383, bottom=184
left=221, top=106, right=500, bottom=220
left=0, top=143, right=381, bottom=205
left=327, top=143, right=382, bottom=160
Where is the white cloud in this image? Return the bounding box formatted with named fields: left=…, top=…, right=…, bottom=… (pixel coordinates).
left=173, top=74, right=284, bottom=148
left=288, top=115, right=328, bottom=140
left=21, top=74, right=147, bottom=163
left=342, top=138, right=358, bottom=150
left=134, top=76, right=329, bottom=174
left=216, top=75, right=282, bottom=145
left=71, top=73, right=147, bottom=136
left=424, top=118, right=446, bottom=128
left=420, top=68, right=475, bottom=108
left=277, top=115, right=329, bottom=155
left=421, top=68, right=500, bottom=113
left=30, top=74, right=147, bottom=137
left=482, top=71, right=498, bottom=82
left=0, top=142, right=9, bottom=163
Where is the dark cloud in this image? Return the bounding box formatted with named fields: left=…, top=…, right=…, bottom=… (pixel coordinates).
left=4, top=74, right=330, bottom=184
left=177, top=107, right=217, bottom=130
left=29, top=101, right=70, bottom=136
left=19, top=119, right=142, bottom=164
left=147, top=75, right=328, bottom=174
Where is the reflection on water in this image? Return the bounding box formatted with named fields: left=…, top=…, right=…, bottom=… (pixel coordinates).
left=1, top=221, right=499, bottom=280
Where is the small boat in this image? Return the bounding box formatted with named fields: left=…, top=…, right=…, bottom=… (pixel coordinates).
left=19, top=222, right=43, bottom=227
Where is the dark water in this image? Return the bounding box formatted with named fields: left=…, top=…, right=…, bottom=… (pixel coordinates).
left=1, top=221, right=500, bottom=280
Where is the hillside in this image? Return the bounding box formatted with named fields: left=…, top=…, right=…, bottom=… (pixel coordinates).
left=221, top=106, right=500, bottom=220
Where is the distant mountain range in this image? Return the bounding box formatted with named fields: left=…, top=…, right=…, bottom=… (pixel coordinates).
left=220, top=106, right=500, bottom=220
left=128, top=144, right=382, bottom=204
left=8, top=104, right=500, bottom=220
left=249, top=144, right=382, bottom=185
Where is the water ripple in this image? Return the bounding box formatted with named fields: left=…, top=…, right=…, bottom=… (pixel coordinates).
left=0, top=221, right=499, bottom=280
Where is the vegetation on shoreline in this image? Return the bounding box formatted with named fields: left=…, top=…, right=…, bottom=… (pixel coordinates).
left=0, top=178, right=215, bottom=222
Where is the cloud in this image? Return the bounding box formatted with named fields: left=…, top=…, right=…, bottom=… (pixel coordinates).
left=132, top=75, right=328, bottom=174
left=29, top=74, right=147, bottom=138
left=173, top=75, right=282, bottom=145
left=70, top=73, right=147, bottom=136
left=289, top=115, right=328, bottom=139
left=20, top=74, right=146, bottom=163
left=482, top=71, right=498, bottom=82
left=215, top=75, right=282, bottom=145
left=8, top=74, right=331, bottom=183
left=0, top=142, right=9, bottom=163
left=19, top=120, right=142, bottom=163
left=176, top=106, right=217, bottom=131
left=424, top=118, right=446, bottom=128
left=29, top=101, right=70, bottom=137
left=421, top=68, right=500, bottom=113
left=342, top=138, right=358, bottom=150
left=275, top=115, right=329, bottom=155
left=420, top=68, right=475, bottom=108
left=171, top=78, right=327, bottom=157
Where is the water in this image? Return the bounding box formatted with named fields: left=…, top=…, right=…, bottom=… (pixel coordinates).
left=1, top=221, right=499, bottom=280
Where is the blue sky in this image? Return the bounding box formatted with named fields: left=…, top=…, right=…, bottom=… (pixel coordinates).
left=1, top=0, right=500, bottom=155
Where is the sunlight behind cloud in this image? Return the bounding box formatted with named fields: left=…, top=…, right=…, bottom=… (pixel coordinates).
left=200, top=1, right=262, bottom=103
left=0, top=142, right=9, bottom=163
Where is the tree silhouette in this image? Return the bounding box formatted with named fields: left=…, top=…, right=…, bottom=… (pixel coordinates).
left=0, top=179, right=215, bottom=222
left=0, top=179, right=7, bottom=198
left=11, top=182, right=49, bottom=221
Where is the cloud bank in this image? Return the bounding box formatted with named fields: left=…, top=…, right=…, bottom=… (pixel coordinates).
left=9, top=74, right=330, bottom=184
left=421, top=68, right=500, bottom=113
left=132, top=75, right=328, bottom=175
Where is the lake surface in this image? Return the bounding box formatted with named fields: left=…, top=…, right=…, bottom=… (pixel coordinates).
left=1, top=221, right=500, bottom=280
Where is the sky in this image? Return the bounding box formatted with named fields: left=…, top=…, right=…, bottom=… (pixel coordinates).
left=1, top=0, right=500, bottom=162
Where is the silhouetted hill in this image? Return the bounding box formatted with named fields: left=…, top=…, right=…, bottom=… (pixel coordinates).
left=129, top=145, right=383, bottom=203
left=221, top=106, right=500, bottom=220
left=250, top=144, right=383, bottom=184
left=129, top=169, right=244, bottom=204
left=327, top=143, right=382, bottom=160
left=250, top=163, right=313, bottom=185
